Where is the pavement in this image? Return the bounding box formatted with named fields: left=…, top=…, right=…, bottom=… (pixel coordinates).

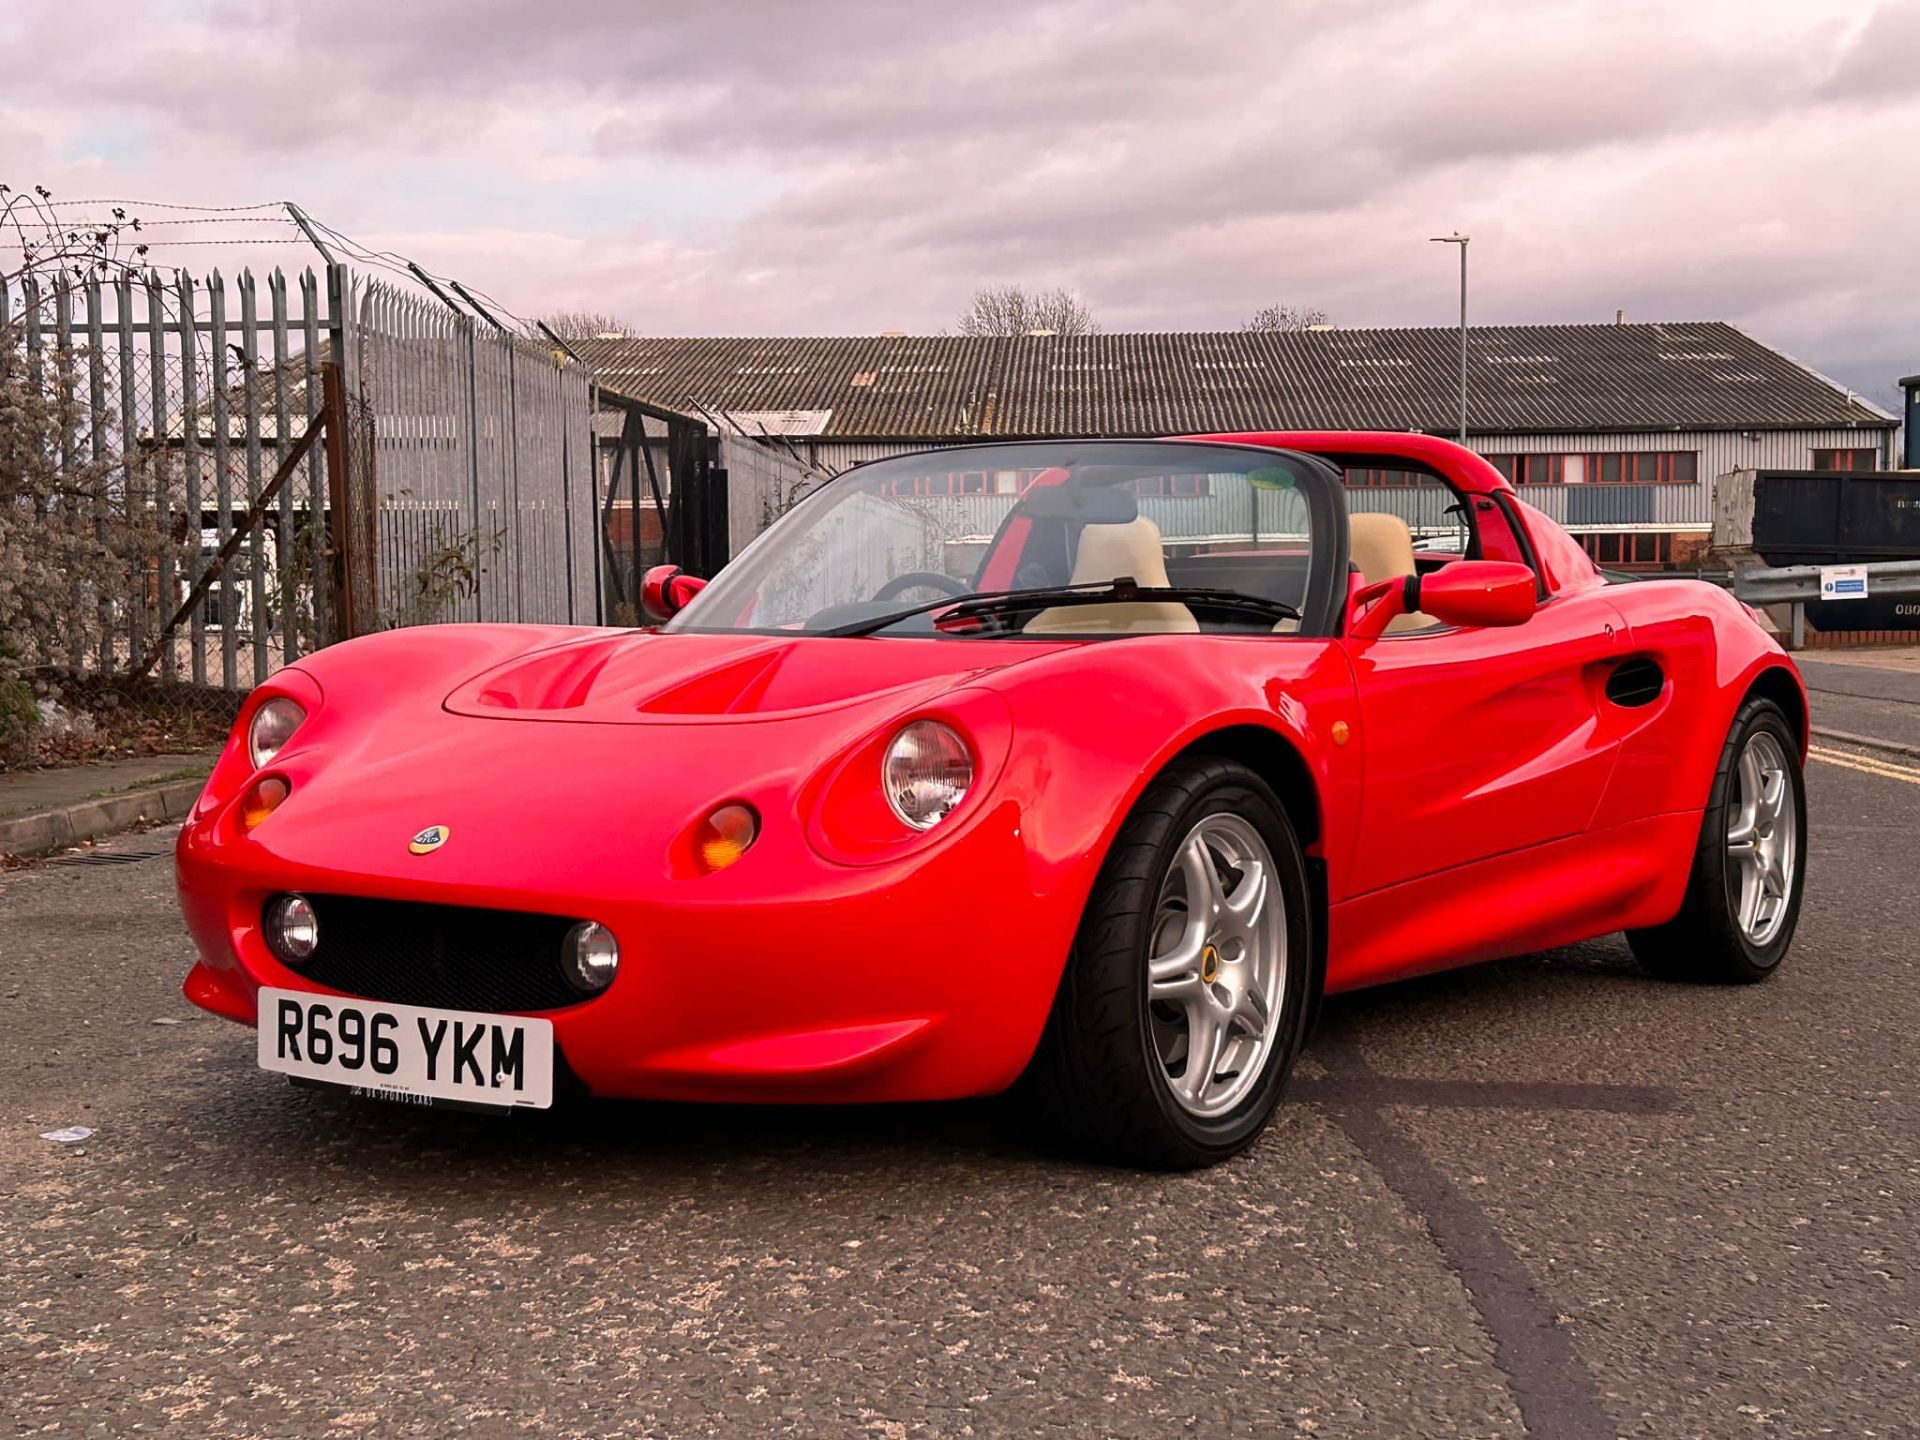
left=0, top=753, right=215, bottom=859
left=2, top=660, right=1918, bottom=1437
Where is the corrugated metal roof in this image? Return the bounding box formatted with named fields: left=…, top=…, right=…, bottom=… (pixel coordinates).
left=575, top=323, right=1894, bottom=439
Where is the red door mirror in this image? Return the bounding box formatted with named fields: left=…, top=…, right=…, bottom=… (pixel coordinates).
left=640, top=564, right=707, bottom=622
left=1351, top=560, right=1537, bottom=640
left=1417, top=560, right=1538, bottom=628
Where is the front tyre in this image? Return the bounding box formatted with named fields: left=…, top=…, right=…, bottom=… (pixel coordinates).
left=1032, top=757, right=1313, bottom=1169
left=1627, top=696, right=1807, bottom=983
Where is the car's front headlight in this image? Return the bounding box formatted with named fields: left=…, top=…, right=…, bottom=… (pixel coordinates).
left=248, top=697, right=306, bottom=769
left=883, top=720, right=973, bottom=831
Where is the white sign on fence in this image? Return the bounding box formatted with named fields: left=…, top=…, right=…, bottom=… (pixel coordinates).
left=1819, top=564, right=1871, bottom=601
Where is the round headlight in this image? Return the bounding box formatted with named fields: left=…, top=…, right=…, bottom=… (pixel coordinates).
left=264, top=893, right=319, bottom=966
left=248, top=697, right=306, bottom=769
left=562, top=921, right=620, bottom=994
left=883, top=720, right=973, bottom=831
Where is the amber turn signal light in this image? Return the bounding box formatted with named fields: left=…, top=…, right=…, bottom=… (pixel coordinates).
left=240, top=775, right=290, bottom=832
left=693, top=803, right=758, bottom=873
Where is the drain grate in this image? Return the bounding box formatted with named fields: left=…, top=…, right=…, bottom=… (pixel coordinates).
left=44, top=848, right=170, bottom=869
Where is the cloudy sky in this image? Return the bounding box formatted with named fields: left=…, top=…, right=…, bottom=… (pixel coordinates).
left=4, top=0, right=1916, bottom=403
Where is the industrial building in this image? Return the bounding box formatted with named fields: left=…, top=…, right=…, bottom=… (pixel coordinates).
left=578, top=321, right=1898, bottom=571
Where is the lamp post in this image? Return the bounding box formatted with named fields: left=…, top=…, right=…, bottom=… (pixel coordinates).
left=1429, top=232, right=1469, bottom=443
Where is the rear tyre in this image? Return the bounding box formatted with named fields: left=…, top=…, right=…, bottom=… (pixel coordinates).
left=1031, top=757, right=1312, bottom=1169
left=1627, top=696, right=1806, bottom=983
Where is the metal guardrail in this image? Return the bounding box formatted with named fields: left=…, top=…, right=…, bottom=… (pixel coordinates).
left=1733, top=559, right=1920, bottom=602
left=1733, top=560, right=1920, bottom=649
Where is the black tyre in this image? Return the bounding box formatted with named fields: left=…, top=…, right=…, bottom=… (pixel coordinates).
left=1627, top=696, right=1806, bottom=983
left=1031, top=757, right=1313, bottom=1169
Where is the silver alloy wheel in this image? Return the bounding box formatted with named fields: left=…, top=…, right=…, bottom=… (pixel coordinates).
left=1146, top=813, right=1286, bottom=1119
left=1726, top=730, right=1797, bottom=946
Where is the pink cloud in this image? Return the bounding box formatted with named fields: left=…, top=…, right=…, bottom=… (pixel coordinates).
left=4, top=0, right=1914, bottom=400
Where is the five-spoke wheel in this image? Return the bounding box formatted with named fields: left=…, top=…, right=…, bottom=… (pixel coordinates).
left=1629, top=694, right=1807, bottom=983
left=1724, top=729, right=1797, bottom=946
left=1030, top=757, right=1312, bottom=1169
left=1146, top=815, right=1286, bottom=1119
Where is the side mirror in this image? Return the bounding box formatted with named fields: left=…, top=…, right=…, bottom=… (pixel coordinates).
left=1350, top=560, right=1536, bottom=641
left=640, top=564, right=707, bottom=623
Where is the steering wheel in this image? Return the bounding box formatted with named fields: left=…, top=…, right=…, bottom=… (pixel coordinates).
left=872, top=571, right=970, bottom=602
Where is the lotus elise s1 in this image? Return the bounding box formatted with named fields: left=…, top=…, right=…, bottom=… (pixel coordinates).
left=177, top=432, right=1808, bottom=1167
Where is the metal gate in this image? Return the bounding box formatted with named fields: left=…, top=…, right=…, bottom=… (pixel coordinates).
left=2, top=264, right=604, bottom=700
left=1, top=265, right=342, bottom=690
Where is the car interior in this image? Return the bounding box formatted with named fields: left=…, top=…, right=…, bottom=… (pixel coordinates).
left=1025, top=517, right=1201, bottom=635
left=1013, top=510, right=1446, bottom=636
left=1345, top=513, right=1437, bottom=632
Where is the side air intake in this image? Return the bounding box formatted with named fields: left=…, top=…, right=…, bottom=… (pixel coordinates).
left=1606, top=656, right=1666, bottom=708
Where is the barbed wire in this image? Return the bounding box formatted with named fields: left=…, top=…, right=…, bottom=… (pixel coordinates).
left=294, top=210, right=538, bottom=333
left=6, top=216, right=300, bottom=228
left=3, top=241, right=310, bottom=252
left=47, top=199, right=283, bottom=213
left=5, top=191, right=547, bottom=343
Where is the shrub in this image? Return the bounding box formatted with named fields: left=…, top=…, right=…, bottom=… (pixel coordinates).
left=0, top=675, right=36, bottom=769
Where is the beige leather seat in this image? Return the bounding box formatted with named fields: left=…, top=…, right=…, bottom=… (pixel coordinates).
left=1025, top=516, right=1199, bottom=635
left=1348, top=512, right=1433, bottom=632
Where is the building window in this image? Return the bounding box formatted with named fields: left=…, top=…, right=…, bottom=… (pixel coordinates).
left=882, top=467, right=1050, bottom=498
left=1580, top=532, right=1673, bottom=569
left=1487, top=453, right=1575, bottom=484
left=1492, top=450, right=1697, bottom=485
left=1605, top=452, right=1696, bottom=484
left=1342, top=466, right=1432, bottom=487
left=1812, top=448, right=1876, bottom=472
left=1125, top=474, right=1213, bottom=496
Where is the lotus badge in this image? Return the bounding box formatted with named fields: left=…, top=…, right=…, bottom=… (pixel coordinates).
left=408, top=825, right=451, bottom=855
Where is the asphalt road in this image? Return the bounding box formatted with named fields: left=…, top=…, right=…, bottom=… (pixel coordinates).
left=4, top=664, right=1917, bottom=1438
left=1798, top=656, right=1920, bottom=752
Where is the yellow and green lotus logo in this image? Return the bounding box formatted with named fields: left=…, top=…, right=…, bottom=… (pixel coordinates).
left=407, top=825, right=451, bottom=855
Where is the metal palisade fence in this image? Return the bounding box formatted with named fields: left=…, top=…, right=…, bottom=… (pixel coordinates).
left=0, top=263, right=602, bottom=702
left=2, top=265, right=339, bottom=690
left=354, top=282, right=599, bottom=633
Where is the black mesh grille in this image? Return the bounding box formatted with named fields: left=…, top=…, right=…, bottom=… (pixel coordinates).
left=284, top=894, right=593, bottom=1014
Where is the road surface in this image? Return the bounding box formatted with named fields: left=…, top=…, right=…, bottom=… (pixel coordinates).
left=4, top=664, right=1917, bottom=1437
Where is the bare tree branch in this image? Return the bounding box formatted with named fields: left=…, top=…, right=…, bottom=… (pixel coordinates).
left=1241, top=303, right=1330, bottom=333
left=957, top=285, right=1099, bottom=337
left=1, top=183, right=151, bottom=296
left=529, top=310, right=637, bottom=341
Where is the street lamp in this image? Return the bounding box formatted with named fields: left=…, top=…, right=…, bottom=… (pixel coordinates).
left=1429, top=232, right=1469, bottom=443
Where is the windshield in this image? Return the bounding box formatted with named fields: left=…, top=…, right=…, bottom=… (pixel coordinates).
left=668, top=440, right=1335, bottom=639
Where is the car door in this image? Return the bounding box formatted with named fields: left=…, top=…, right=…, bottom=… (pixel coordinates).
left=1339, top=583, right=1630, bottom=898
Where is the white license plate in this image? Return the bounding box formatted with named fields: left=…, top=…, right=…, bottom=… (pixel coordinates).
left=257, top=987, right=553, bottom=1109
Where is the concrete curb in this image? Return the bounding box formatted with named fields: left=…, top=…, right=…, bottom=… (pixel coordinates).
left=0, top=777, right=207, bottom=859
left=1810, top=726, right=1920, bottom=762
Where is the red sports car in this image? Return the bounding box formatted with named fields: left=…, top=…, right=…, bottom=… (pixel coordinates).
left=177, top=433, right=1808, bottom=1168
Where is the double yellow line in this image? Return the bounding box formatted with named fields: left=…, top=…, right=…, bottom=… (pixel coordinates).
left=1807, top=743, right=1920, bottom=787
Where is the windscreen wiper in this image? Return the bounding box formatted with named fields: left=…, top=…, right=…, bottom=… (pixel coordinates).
left=819, top=579, right=1298, bottom=637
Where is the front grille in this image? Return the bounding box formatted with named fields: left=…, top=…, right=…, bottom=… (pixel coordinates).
left=285, top=894, right=593, bottom=1014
